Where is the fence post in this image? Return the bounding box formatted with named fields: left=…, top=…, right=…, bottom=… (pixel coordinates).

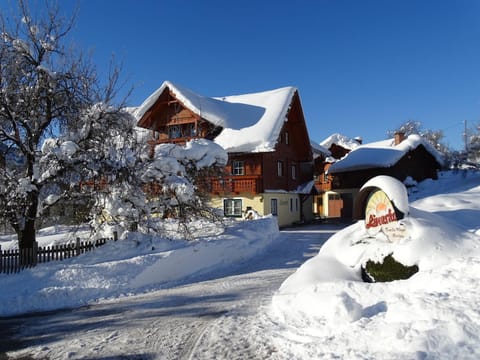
left=113, top=231, right=118, bottom=241
left=33, top=241, right=38, bottom=266
left=76, top=237, right=81, bottom=256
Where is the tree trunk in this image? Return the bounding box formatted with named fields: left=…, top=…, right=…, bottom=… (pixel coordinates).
left=18, top=192, right=38, bottom=255
left=18, top=217, right=36, bottom=249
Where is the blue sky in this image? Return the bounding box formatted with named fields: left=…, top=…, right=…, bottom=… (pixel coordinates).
left=16, top=0, right=480, bottom=149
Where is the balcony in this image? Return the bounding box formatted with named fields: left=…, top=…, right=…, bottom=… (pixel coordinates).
left=148, top=136, right=196, bottom=146
left=209, top=176, right=262, bottom=195
left=315, top=181, right=333, bottom=192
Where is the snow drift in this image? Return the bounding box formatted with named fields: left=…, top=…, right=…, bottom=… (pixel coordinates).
left=271, top=171, right=480, bottom=359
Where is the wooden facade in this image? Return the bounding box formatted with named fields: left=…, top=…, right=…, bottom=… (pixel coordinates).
left=137, top=89, right=222, bottom=148
left=136, top=83, right=315, bottom=226
left=318, top=143, right=442, bottom=221
left=312, top=143, right=351, bottom=220
left=330, top=145, right=441, bottom=190
left=313, top=136, right=442, bottom=220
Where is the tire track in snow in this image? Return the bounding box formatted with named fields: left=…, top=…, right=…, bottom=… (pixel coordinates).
left=0, top=224, right=343, bottom=359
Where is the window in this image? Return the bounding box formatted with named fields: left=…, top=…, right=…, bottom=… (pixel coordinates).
left=224, top=199, right=242, bottom=217
left=271, top=198, right=278, bottom=216
left=277, top=160, right=284, bottom=177
left=232, top=161, right=245, bottom=176
left=168, top=125, right=181, bottom=139
left=186, top=123, right=196, bottom=137
left=285, top=131, right=289, bottom=145
left=329, top=194, right=341, bottom=201
left=290, top=198, right=294, bottom=212
left=291, top=165, right=296, bottom=180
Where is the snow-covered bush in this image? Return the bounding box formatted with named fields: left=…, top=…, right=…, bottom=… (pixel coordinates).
left=361, top=253, right=419, bottom=282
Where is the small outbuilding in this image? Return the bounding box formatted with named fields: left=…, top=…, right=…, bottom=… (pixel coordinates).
left=323, top=133, right=444, bottom=220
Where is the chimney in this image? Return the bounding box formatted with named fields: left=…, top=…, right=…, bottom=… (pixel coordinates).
left=394, top=131, right=406, bottom=145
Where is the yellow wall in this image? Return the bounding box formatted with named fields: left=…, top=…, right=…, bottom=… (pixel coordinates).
left=209, top=194, right=264, bottom=218
left=263, top=193, right=303, bottom=227
left=314, top=189, right=359, bottom=218
left=210, top=192, right=309, bottom=228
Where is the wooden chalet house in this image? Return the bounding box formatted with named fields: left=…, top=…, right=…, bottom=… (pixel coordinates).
left=312, top=134, right=361, bottom=219
left=135, top=81, right=315, bottom=227
left=325, top=132, right=444, bottom=220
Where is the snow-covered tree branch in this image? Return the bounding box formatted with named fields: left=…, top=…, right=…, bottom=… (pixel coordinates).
left=0, top=1, right=229, bottom=253
left=388, top=119, right=451, bottom=166
left=0, top=1, right=132, bottom=252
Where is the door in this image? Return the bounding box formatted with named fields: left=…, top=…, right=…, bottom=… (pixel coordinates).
left=328, top=193, right=343, bottom=218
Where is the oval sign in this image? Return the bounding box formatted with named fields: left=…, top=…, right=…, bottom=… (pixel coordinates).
left=365, top=189, right=406, bottom=241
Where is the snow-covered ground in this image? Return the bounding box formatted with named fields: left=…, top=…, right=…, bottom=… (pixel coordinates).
left=0, top=216, right=279, bottom=317
left=0, top=223, right=342, bottom=359
left=1, top=170, right=480, bottom=359
left=271, top=170, right=480, bottom=359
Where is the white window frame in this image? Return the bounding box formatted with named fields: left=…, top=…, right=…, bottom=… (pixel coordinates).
left=277, top=160, right=284, bottom=177
left=291, top=164, right=296, bottom=180
left=232, top=160, right=245, bottom=176
left=271, top=198, right=278, bottom=216
left=223, top=198, right=243, bottom=217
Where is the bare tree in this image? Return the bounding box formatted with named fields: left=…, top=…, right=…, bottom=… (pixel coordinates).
left=388, top=119, right=451, bottom=164
left=388, top=119, right=423, bottom=137
left=466, top=121, right=480, bottom=166
left=0, top=1, right=131, bottom=253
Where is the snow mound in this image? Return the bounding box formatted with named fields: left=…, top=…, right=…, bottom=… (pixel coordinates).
left=0, top=217, right=279, bottom=317
left=271, top=171, right=480, bottom=359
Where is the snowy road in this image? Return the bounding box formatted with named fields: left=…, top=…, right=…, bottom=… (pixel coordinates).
left=1, top=223, right=344, bottom=360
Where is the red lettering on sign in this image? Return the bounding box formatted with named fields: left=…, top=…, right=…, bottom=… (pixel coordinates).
left=366, top=208, right=397, bottom=229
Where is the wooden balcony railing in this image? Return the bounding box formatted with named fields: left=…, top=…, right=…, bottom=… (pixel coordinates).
left=315, top=181, right=333, bottom=192
left=208, top=176, right=262, bottom=195
left=148, top=136, right=196, bottom=146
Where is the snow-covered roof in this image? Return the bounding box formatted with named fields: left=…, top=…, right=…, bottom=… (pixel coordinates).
left=296, top=180, right=317, bottom=195
left=319, top=133, right=361, bottom=151
left=358, top=175, right=409, bottom=217
left=328, top=134, right=445, bottom=173
left=311, top=140, right=330, bottom=158
left=134, top=81, right=298, bottom=153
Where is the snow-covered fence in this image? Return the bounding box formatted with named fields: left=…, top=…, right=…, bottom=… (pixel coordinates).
left=0, top=234, right=116, bottom=274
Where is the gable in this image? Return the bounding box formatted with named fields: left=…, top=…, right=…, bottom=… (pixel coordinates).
left=274, top=91, right=312, bottom=160
left=136, top=88, right=198, bottom=131
left=135, top=81, right=304, bottom=154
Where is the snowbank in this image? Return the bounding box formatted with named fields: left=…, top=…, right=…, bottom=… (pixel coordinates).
left=271, top=171, right=480, bottom=359
left=0, top=216, right=278, bottom=317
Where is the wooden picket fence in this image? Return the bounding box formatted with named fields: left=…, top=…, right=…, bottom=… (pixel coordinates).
left=0, top=234, right=117, bottom=274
